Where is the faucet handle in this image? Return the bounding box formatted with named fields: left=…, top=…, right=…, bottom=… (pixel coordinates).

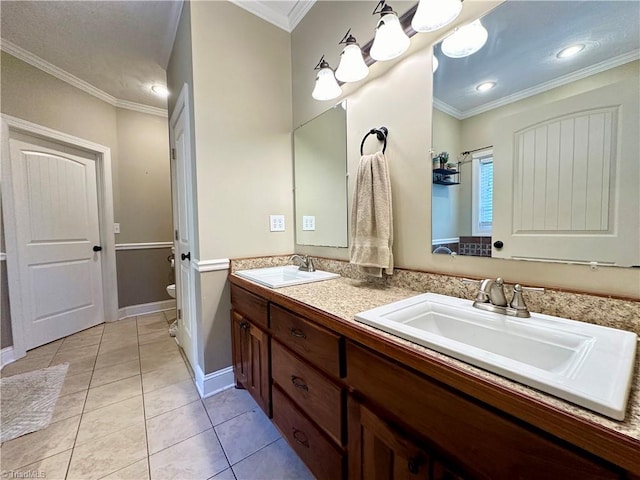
left=509, top=284, right=544, bottom=312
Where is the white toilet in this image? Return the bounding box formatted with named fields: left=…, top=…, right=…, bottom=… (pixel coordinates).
left=166, top=283, right=176, bottom=298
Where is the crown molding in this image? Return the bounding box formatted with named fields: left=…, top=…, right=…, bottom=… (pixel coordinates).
left=229, top=0, right=316, bottom=32
left=1, top=39, right=168, bottom=118
left=443, top=49, right=640, bottom=121
left=433, top=98, right=463, bottom=120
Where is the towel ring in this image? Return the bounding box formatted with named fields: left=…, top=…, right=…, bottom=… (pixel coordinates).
left=360, top=127, right=388, bottom=155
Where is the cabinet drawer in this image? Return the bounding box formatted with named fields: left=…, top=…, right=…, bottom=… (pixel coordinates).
left=272, top=385, right=345, bottom=480
left=272, top=340, right=343, bottom=445
left=347, top=341, right=621, bottom=480
left=270, top=304, right=342, bottom=377
left=230, top=284, right=268, bottom=330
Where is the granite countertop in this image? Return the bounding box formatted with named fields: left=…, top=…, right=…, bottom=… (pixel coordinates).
left=231, top=273, right=640, bottom=442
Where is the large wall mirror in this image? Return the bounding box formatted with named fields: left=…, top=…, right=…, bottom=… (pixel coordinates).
left=294, top=104, right=348, bottom=247
left=431, top=0, right=639, bottom=267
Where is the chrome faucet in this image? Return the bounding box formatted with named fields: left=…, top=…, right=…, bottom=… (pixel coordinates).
left=289, top=254, right=315, bottom=272
left=463, top=277, right=544, bottom=318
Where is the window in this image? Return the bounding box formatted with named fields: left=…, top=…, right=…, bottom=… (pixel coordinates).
left=472, top=150, right=493, bottom=236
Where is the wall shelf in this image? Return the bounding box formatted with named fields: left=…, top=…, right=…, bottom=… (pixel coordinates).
left=433, top=168, right=460, bottom=185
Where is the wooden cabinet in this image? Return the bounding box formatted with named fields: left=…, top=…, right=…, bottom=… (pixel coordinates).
left=230, top=285, right=270, bottom=415
left=229, top=279, right=634, bottom=480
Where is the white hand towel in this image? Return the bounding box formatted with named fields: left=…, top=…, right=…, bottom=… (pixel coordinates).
left=350, top=151, right=393, bottom=277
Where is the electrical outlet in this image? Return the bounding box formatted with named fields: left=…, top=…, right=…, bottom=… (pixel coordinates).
left=269, top=215, right=285, bottom=232
left=114, top=223, right=120, bottom=234
left=302, top=216, right=316, bottom=231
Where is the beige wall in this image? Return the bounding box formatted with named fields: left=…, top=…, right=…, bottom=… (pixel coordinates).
left=291, top=2, right=640, bottom=298
left=1, top=51, right=174, bottom=348
left=116, top=248, right=173, bottom=307
left=168, top=1, right=294, bottom=373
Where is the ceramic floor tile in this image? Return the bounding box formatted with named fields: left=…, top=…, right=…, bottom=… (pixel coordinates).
left=231, top=438, right=314, bottom=480
left=140, top=349, right=183, bottom=374
left=7, top=448, right=73, bottom=480
left=203, top=387, right=258, bottom=426
left=50, top=390, right=87, bottom=423
left=146, top=400, right=212, bottom=454
left=67, top=423, right=147, bottom=480
left=0, top=355, right=52, bottom=377
left=24, top=339, right=63, bottom=359
left=136, top=312, right=166, bottom=326
left=84, top=375, right=142, bottom=412
left=142, top=360, right=190, bottom=392
left=164, top=310, right=177, bottom=323
left=50, top=343, right=100, bottom=362
left=210, top=468, right=237, bottom=479
left=69, top=324, right=105, bottom=338
left=90, top=359, right=140, bottom=389
left=103, top=318, right=137, bottom=333
left=99, top=334, right=139, bottom=352
left=149, top=429, right=229, bottom=480
left=50, top=355, right=96, bottom=377
left=0, top=415, right=80, bottom=471
left=139, top=337, right=179, bottom=356
left=58, top=333, right=102, bottom=352
left=76, top=396, right=144, bottom=445
left=59, top=371, right=93, bottom=397
left=94, top=344, right=139, bottom=370
left=144, top=378, right=200, bottom=419
left=101, top=458, right=150, bottom=480
left=138, top=329, right=171, bottom=346
left=215, top=408, right=281, bottom=465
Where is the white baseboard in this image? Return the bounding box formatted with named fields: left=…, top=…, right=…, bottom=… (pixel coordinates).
left=117, top=299, right=176, bottom=320
left=194, top=364, right=235, bottom=399
left=1, top=346, right=16, bottom=368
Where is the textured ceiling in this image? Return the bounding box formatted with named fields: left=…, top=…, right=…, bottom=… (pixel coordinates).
left=433, top=0, right=640, bottom=118
left=0, top=0, right=183, bottom=109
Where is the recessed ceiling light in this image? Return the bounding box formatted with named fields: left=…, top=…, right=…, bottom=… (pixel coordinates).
left=151, top=85, right=169, bottom=97
left=476, top=81, right=496, bottom=92
left=557, top=44, right=585, bottom=59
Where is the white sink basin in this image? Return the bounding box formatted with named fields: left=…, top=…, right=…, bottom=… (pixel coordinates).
left=235, top=265, right=340, bottom=289
left=355, top=293, right=637, bottom=420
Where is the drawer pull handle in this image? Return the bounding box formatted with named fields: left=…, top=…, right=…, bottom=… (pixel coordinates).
left=289, top=328, right=307, bottom=339
left=240, top=322, right=249, bottom=331
left=290, top=375, right=309, bottom=391
left=292, top=428, right=309, bottom=448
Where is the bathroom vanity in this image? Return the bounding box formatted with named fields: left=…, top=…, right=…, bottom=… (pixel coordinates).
left=229, top=273, right=639, bottom=480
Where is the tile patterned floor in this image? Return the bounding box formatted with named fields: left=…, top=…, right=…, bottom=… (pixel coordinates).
left=0, top=311, right=315, bottom=480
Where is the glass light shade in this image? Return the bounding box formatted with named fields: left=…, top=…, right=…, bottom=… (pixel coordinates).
left=441, top=20, right=488, bottom=58
left=370, top=13, right=410, bottom=61
left=335, top=44, right=369, bottom=83
left=432, top=55, right=439, bottom=72
left=411, top=0, right=462, bottom=33
left=312, top=66, right=342, bottom=101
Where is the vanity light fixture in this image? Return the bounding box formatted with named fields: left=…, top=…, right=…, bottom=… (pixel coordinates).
left=476, top=81, right=496, bottom=92
left=312, top=55, right=342, bottom=101
left=433, top=55, right=439, bottom=73
left=557, top=43, right=585, bottom=58
left=151, top=85, right=169, bottom=97
left=412, top=0, right=462, bottom=33
left=335, top=29, right=369, bottom=83
left=370, top=0, right=411, bottom=62
left=441, top=19, right=488, bottom=58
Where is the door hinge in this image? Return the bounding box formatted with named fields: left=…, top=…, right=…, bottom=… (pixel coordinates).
left=175, top=229, right=179, bottom=241
left=171, top=148, right=176, bottom=160
left=178, top=309, right=182, bottom=320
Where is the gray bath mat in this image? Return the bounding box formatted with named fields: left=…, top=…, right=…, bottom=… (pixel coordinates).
left=0, top=363, right=69, bottom=442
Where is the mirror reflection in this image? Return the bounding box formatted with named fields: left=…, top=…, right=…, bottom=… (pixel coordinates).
left=431, top=0, right=639, bottom=267
left=294, top=104, right=348, bottom=247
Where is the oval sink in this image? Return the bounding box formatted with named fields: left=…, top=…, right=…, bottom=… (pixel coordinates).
left=235, top=265, right=340, bottom=289
left=355, top=293, right=637, bottom=420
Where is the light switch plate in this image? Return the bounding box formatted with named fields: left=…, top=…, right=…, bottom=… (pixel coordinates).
left=114, top=223, right=120, bottom=234
left=269, top=215, right=285, bottom=232
left=302, top=216, right=316, bottom=231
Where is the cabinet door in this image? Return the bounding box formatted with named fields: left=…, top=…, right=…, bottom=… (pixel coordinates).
left=231, top=310, right=271, bottom=416
left=348, top=396, right=431, bottom=480
left=231, top=310, right=250, bottom=387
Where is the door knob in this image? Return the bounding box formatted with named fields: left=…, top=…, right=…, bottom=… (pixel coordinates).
left=181, top=252, right=191, bottom=261
left=92, top=245, right=103, bottom=252
left=493, top=241, right=504, bottom=249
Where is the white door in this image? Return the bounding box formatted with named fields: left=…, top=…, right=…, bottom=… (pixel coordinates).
left=170, top=88, right=196, bottom=368
left=493, top=79, right=639, bottom=266
left=9, top=133, right=104, bottom=349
